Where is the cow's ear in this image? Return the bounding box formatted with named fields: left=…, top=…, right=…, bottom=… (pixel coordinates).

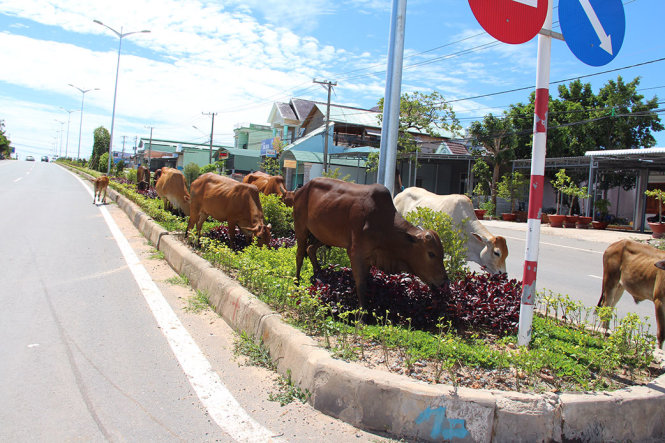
left=472, top=232, right=490, bottom=244
left=655, top=260, right=665, bottom=270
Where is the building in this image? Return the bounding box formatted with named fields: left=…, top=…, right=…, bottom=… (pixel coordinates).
left=264, top=98, right=472, bottom=192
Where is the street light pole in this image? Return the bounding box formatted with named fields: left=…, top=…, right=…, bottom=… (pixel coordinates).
left=54, top=119, right=65, bottom=157
left=69, top=84, right=99, bottom=160
left=94, top=19, right=150, bottom=174
left=60, top=107, right=78, bottom=159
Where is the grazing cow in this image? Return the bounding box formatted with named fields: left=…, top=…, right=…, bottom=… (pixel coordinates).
left=186, top=173, right=271, bottom=248
left=137, top=165, right=150, bottom=191
left=243, top=171, right=295, bottom=207
left=155, top=167, right=190, bottom=216
left=92, top=175, right=109, bottom=205
left=153, top=168, right=162, bottom=187
left=294, top=177, right=448, bottom=310
left=598, top=239, right=665, bottom=348
left=394, top=188, right=508, bottom=274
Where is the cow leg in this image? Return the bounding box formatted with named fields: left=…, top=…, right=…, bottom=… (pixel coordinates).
left=102, top=187, right=107, bottom=204
left=228, top=222, right=237, bottom=250
left=349, top=249, right=370, bottom=312
left=306, top=238, right=324, bottom=274
left=655, top=298, right=665, bottom=349
left=295, top=229, right=311, bottom=285
left=599, top=277, right=623, bottom=331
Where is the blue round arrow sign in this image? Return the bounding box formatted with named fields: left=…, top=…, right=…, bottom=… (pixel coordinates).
left=559, top=0, right=625, bottom=66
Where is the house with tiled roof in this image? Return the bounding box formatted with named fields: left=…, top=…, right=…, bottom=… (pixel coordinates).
left=265, top=98, right=473, bottom=194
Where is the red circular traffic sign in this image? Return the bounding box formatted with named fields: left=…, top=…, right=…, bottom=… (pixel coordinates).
left=469, top=0, right=548, bottom=44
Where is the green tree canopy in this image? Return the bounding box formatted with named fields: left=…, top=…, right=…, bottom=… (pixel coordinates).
left=468, top=113, right=516, bottom=209
left=377, top=91, right=461, bottom=154
left=89, top=126, right=110, bottom=171
left=0, top=120, right=11, bottom=158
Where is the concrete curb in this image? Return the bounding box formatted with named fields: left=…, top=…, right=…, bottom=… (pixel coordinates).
left=96, top=174, right=665, bottom=442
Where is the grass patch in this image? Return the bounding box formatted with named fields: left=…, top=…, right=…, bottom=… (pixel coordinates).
left=184, top=290, right=210, bottom=313
left=268, top=369, right=311, bottom=406
left=166, top=274, right=190, bottom=287
left=233, top=331, right=275, bottom=370
left=150, top=249, right=165, bottom=260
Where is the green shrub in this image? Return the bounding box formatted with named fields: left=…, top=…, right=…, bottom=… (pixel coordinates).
left=115, top=160, right=125, bottom=176
left=404, top=207, right=468, bottom=280
left=98, top=153, right=109, bottom=173
left=259, top=193, right=294, bottom=238
left=200, top=163, right=219, bottom=174
left=126, top=168, right=137, bottom=184
left=183, top=162, right=201, bottom=190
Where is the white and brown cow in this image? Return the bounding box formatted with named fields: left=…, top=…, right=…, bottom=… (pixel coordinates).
left=155, top=167, right=190, bottom=216
left=598, top=239, right=665, bottom=349
left=394, top=188, right=508, bottom=274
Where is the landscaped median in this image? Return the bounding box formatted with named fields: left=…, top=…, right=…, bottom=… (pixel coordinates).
left=68, top=165, right=665, bottom=442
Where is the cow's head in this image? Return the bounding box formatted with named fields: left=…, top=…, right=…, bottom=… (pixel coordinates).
left=406, top=229, right=449, bottom=287
left=245, top=222, right=272, bottom=247
left=473, top=233, right=508, bottom=274
left=281, top=191, right=295, bottom=207
left=153, top=168, right=162, bottom=186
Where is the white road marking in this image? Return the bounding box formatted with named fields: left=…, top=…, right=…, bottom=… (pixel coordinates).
left=588, top=274, right=602, bottom=279
left=14, top=177, right=22, bottom=182
left=71, top=171, right=281, bottom=442
left=501, top=234, right=603, bottom=254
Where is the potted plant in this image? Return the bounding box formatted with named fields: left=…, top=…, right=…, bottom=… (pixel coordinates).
left=549, top=169, right=571, bottom=228
left=571, top=186, right=592, bottom=228
left=645, top=188, right=665, bottom=238
left=592, top=198, right=611, bottom=230
left=497, top=171, right=528, bottom=222
left=557, top=172, right=590, bottom=228
left=479, top=199, right=495, bottom=220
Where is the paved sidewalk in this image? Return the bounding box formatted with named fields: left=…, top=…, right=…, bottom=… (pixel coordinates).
left=480, top=218, right=654, bottom=245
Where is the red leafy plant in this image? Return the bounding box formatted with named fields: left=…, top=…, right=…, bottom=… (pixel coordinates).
left=310, top=266, right=522, bottom=335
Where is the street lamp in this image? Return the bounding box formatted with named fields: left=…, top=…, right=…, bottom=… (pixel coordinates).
left=68, top=84, right=99, bottom=160
left=59, top=107, right=78, bottom=159
left=54, top=119, right=65, bottom=157
left=93, top=19, right=150, bottom=175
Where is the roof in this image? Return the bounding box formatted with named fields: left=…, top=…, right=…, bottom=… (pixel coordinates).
left=221, top=147, right=262, bottom=158
left=585, top=147, right=665, bottom=157
left=291, top=98, right=316, bottom=121
left=282, top=149, right=368, bottom=167
left=312, top=103, right=381, bottom=128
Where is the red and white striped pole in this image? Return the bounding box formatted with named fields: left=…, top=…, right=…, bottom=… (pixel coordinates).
left=517, top=0, right=553, bottom=347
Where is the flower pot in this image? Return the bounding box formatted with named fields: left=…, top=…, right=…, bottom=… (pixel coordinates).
left=474, top=209, right=486, bottom=220
left=576, top=216, right=592, bottom=229
left=592, top=221, right=609, bottom=230
left=648, top=222, right=665, bottom=239
left=564, top=215, right=579, bottom=228
left=548, top=214, right=566, bottom=228
left=513, top=210, right=527, bottom=223
left=501, top=213, right=516, bottom=222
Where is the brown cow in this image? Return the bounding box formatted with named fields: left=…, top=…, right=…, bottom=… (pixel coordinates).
left=137, top=165, right=149, bottom=191
left=598, top=239, right=665, bottom=348
left=153, top=168, right=162, bottom=187
left=92, top=175, right=109, bottom=204
left=186, top=173, right=272, bottom=248
left=155, top=167, right=190, bottom=216
left=294, top=177, right=448, bottom=310
left=243, top=171, right=295, bottom=207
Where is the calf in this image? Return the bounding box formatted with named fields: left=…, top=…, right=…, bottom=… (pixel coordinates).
left=243, top=171, right=295, bottom=207
left=92, top=175, right=109, bottom=205
left=598, top=239, right=665, bottom=348
left=186, top=173, right=271, bottom=249
left=137, top=165, right=149, bottom=191
left=155, top=167, right=190, bottom=216
left=294, top=177, right=448, bottom=310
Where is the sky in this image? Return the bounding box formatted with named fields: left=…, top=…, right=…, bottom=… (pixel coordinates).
left=1, top=0, right=663, bottom=161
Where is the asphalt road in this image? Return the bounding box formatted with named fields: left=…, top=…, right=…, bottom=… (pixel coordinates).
left=0, top=160, right=394, bottom=442
left=478, top=221, right=658, bottom=337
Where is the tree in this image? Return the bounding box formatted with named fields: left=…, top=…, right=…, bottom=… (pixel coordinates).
left=468, top=113, right=516, bottom=211
left=89, top=126, right=110, bottom=171
left=497, top=171, right=528, bottom=213
left=377, top=91, right=461, bottom=155
left=0, top=120, right=11, bottom=159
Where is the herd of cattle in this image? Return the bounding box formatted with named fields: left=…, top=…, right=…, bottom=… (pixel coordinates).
left=91, top=167, right=664, bottom=349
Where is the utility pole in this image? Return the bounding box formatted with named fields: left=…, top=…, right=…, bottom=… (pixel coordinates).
left=313, top=79, right=336, bottom=172
left=203, top=112, right=217, bottom=164
left=145, top=125, right=154, bottom=170
left=121, top=135, right=127, bottom=160
left=133, top=136, right=137, bottom=166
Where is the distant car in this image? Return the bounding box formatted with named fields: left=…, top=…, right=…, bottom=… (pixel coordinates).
left=26, top=155, right=35, bottom=161
left=41, top=156, right=48, bottom=162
